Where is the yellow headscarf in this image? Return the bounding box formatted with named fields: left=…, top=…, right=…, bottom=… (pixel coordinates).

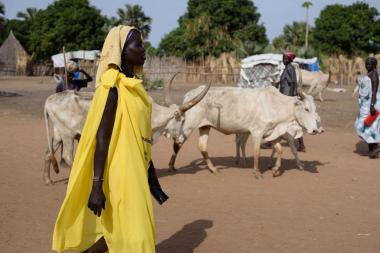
left=95, top=25, right=143, bottom=87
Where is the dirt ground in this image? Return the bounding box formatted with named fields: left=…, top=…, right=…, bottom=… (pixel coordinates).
left=0, top=76, right=379, bottom=253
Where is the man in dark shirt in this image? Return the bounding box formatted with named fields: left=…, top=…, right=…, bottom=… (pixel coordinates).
left=279, top=52, right=306, bottom=152
left=279, top=52, right=297, bottom=96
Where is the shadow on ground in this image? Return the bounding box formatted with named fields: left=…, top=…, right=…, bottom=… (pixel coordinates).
left=156, top=219, right=213, bottom=253
left=157, top=156, right=325, bottom=178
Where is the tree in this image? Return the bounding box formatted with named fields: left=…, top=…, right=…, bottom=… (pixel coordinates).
left=0, top=1, right=6, bottom=43
left=16, top=7, right=40, bottom=21
left=116, top=4, right=152, bottom=39
left=314, top=2, right=380, bottom=55
left=158, top=0, right=268, bottom=59
left=272, top=22, right=308, bottom=50
left=27, top=0, right=107, bottom=61
left=0, top=1, right=4, bottom=17
left=302, top=1, right=312, bottom=50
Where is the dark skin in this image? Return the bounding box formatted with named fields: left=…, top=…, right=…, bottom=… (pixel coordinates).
left=84, top=30, right=165, bottom=253
left=282, top=54, right=291, bottom=66
left=365, top=59, right=379, bottom=158
left=365, top=61, right=379, bottom=116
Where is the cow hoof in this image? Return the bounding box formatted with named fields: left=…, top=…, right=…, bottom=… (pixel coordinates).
left=209, top=168, right=219, bottom=174
left=272, top=170, right=281, bottom=177
left=253, top=172, right=263, bottom=179
left=60, top=159, right=70, bottom=168
left=168, top=167, right=177, bottom=173
left=43, top=178, right=54, bottom=185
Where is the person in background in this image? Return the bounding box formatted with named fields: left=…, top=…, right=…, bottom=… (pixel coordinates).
left=355, top=56, right=380, bottom=158
left=279, top=52, right=306, bottom=152
left=67, top=59, right=93, bottom=91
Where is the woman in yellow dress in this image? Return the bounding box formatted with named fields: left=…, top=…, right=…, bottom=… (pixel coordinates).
left=52, top=25, right=168, bottom=253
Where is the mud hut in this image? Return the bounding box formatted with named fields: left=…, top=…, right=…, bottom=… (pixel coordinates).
left=0, top=31, right=30, bottom=75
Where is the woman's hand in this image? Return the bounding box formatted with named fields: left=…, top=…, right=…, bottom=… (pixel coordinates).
left=87, top=181, right=106, bottom=216
left=370, top=105, right=376, bottom=115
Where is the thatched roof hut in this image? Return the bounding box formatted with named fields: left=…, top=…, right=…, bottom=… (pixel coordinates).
left=0, top=31, right=30, bottom=75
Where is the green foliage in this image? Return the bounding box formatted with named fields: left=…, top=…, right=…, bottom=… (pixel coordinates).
left=0, top=1, right=5, bottom=43
left=24, top=0, right=107, bottom=62
left=302, top=1, right=313, bottom=9
left=144, top=41, right=158, bottom=56
left=141, top=75, right=163, bottom=90
left=272, top=22, right=308, bottom=50
left=272, top=21, right=319, bottom=57
left=158, top=0, right=268, bottom=59
left=314, top=1, right=380, bottom=55
left=16, top=7, right=39, bottom=21
left=115, top=4, right=152, bottom=40
left=2, top=19, right=30, bottom=49
left=0, top=1, right=4, bottom=16
left=149, top=79, right=164, bottom=90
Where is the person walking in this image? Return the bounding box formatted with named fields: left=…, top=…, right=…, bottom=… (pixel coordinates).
left=52, top=25, right=168, bottom=253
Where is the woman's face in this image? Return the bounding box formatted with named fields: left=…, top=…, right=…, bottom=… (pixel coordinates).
left=365, top=61, right=375, bottom=72
left=122, top=30, right=146, bottom=67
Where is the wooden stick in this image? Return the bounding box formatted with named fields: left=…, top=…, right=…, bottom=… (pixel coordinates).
left=62, top=47, right=68, bottom=90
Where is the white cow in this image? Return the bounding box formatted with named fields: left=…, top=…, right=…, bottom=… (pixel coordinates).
left=298, top=69, right=334, bottom=102
left=43, top=82, right=210, bottom=185
left=163, top=86, right=322, bottom=177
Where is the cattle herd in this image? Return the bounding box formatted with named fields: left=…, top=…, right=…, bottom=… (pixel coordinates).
left=43, top=73, right=324, bottom=184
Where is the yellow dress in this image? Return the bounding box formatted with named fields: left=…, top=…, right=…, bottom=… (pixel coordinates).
left=52, top=68, right=155, bottom=253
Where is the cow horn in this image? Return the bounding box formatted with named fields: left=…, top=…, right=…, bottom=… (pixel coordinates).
left=165, top=72, right=180, bottom=106
left=179, top=82, right=211, bottom=113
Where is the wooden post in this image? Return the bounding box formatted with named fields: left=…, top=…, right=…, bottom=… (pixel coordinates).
left=62, top=47, right=68, bottom=90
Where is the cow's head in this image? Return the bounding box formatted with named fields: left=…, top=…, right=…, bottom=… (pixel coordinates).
left=294, top=92, right=323, bottom=134
left=158, top=74, right=211, bottom=144
left=164, top=84, right=210, bottom=144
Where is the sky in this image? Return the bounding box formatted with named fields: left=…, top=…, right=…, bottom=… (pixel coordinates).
left=2, top=0, right=380, bottom=47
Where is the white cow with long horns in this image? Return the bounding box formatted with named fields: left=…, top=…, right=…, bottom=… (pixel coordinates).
left=43, top=75, right=210, bottom=184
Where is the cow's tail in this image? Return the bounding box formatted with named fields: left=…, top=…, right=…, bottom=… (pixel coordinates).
left=44, top=102, right=59, bottom=174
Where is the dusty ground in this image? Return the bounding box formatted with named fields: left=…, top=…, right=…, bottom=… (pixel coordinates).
left=0, top=76, right=379, bottom=253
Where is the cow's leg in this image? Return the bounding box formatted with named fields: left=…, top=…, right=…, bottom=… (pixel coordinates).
left=272, top=141, right=283, bottom=177
left=61, top=137, right=74, bottom=167
left=235, top=133, right=249, bottom=166
left=286, top=134, right=304, bottom=170
left=318, top=91, right=324, bottom=102
left=241, top=134, right=249, bottom=167
left=250, top=131, right=263, bottom=179
left=198, top=126, right=218, bottom=173
left=308, top=79, right=319, bottom=95
left=43, top=137, right=61, bottom=185
left=235, top=134, right=241, bottom=165
left=268, top=141, right=276, bottom=168
left=168, top=142, right=183, bottom=172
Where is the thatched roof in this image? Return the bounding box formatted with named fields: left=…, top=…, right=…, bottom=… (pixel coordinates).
left=0, top=31, right=29, bottom=66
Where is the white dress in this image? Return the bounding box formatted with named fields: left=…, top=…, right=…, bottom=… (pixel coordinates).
left=354, top=74, right=380, bottom=143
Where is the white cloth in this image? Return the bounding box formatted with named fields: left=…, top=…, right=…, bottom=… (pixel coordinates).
left=51, top=50, right=100, bottom=68
left=354, top=75, right=380, bottom=143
